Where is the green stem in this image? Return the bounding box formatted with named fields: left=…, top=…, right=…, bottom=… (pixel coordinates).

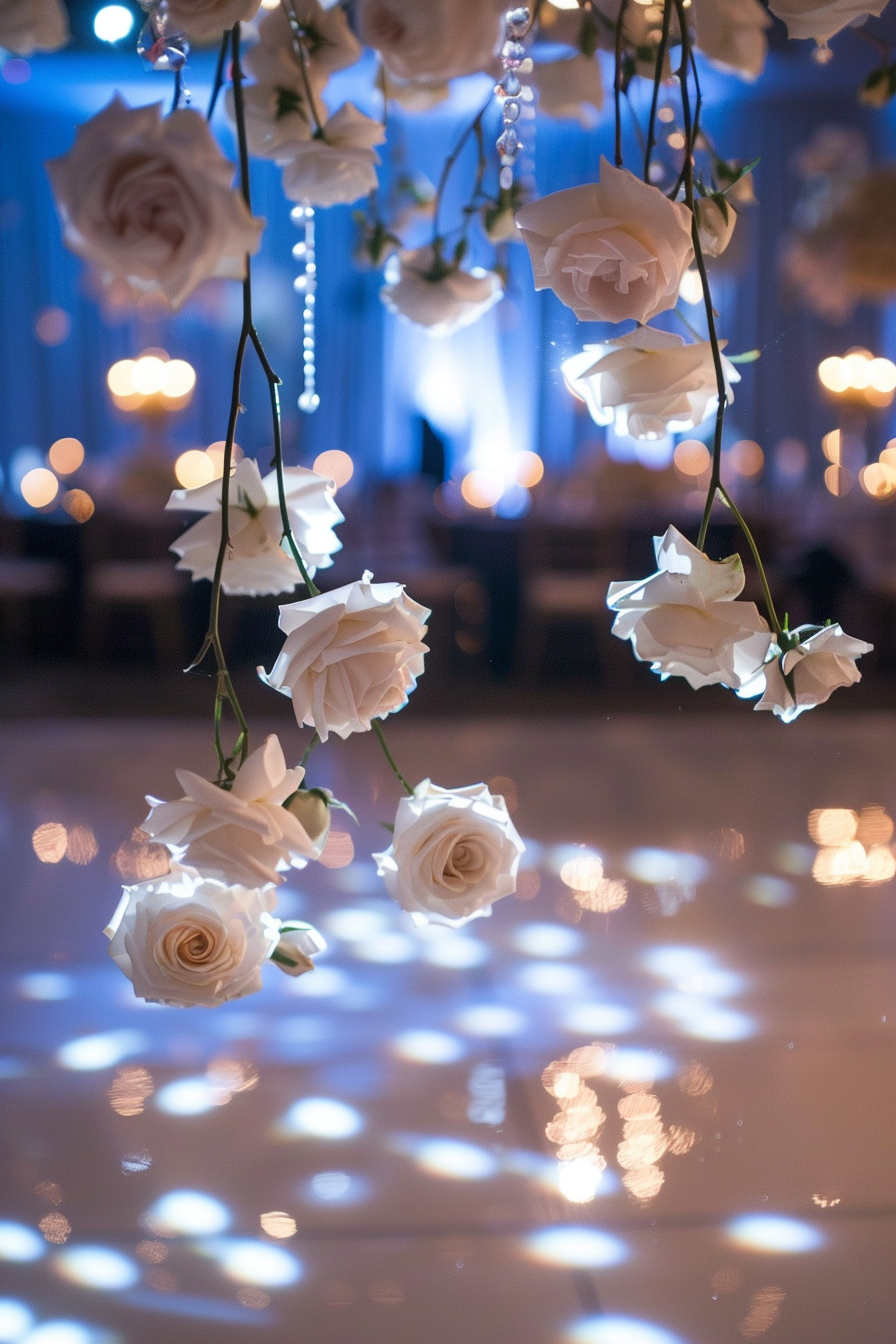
left=717, top=485, right=783, bottom=638
left=300, top=731, right=320, bottom=768
left=643, top=0, right=672, bottom=182
left=431, top=97, right=491, bottom=247
left=283, top=0, right=326, bottom=134
left=373, top=719, right=415, bottom=797
left=613, top=0, right=629, bottom=168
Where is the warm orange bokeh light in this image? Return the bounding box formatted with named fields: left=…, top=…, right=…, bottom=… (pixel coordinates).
left=313, top=449, right=354, bottom=489
left=48, top=437, right=85, bottom=475
left=20, top=467, right=58, bottom=508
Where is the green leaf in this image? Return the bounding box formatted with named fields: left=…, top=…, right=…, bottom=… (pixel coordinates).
left=379, top=821, right=395, bottom=834
left=728, top=348, right=761, bottom=365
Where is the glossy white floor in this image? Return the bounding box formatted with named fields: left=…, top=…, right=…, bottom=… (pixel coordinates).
left=1, top=713, right=895, bottom=1344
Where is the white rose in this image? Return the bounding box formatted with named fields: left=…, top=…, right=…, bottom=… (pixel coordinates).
left=104, top=863, right=278, bottom=1007
left=515, top=159, right=694, bottom=325
left=270, top=919, right=328, bottom=976
left=278, top=103, right=385, bottom=207
left=142, top=735, right=324, bottom=888
left=767, top=0, right=888, bottom=43
left=374, top=780, right=525, bottom=926
left=757, top=624, right=873, bottom=721
left=0, top=0, right=68, bottom=54
left=695, top=195, right=736, bottom=257
left=380, top=246, right=504, bottom=337
left=528, top=55, right=603, bottom=127
left=167, top=457, right=343, bottom=596
left=607, top=525, right=772, bottom=692
left=260, top=570, right=429, bottom=742
left=358, top=0, right=504, bottom=84
left=46, top=98, right=263, bottom=311
left=232, top=2, right=361, bottom=159
left=561, top=327, right=739, bottom=441
left=692, top=0, right=770, bottom=80
left=247, top=0, right=361, bottom=79
left=164, top=0, right=260, bottom=41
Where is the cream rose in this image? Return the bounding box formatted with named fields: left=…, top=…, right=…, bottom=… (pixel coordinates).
left=757, top=625, right=873, bottom=721
left=561, top=327, right=739, bottom=441
left=607, top=526, right=772, bottom=692
left=692, top=0, right=770, bottom=81
left=260, top=571, right=429, bottom=742
left=142, top=735, right=324, bottom=888
left=164, top=0, right=261, bottom=41
left=105, top=864, right=278, bottom=1007
left=0, top=0, right=68, bottom=54
left=278, top=103, right=385, bottom=207
left=270, top=919, right=328, bottom=976
left=248, top=0, right=361, bottom=79
left=515, top=159, right=694, bottom=325
left=46, top=98, right=263, bottom=311
left=767, top=0, right=889, bottom=43
left=528, top=55, right=603, bottom=127
left=695, top=195, right=737, bottom=257
left=374, top=780, right=525, bottom=926
left=358, top=0, right=504, bottom=84
left=167, top=457, right=343, bottom=596
left=380, top=246, right=504, bottom=337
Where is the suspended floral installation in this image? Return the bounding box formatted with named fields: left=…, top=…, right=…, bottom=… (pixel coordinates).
left=20, top=0, right=887, bottom=1007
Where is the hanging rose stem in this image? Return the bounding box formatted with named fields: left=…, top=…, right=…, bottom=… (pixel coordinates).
left=431, top=96, right=492, bottom=248
left=283, top=0, right=325, bottom=134
left=373, top=720, right=415, bottom=797
left=188, top=20, right=257, bottom=785
left=613, top=0, right=630, bottom=167
left=207, top=30, right=229, bottom=118
left=643, top=0, right=673, bottom=182
left=672, top=0, right=782, bottom=637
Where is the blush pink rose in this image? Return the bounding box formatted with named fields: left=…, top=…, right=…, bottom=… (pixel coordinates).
left=515, top=158, right=694, bottom=325
left=46, top=98, right=263, bottom=310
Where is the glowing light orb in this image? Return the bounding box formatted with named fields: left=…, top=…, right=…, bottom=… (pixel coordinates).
left=174, top=450, right=216, bottom=491
left=144, top=1191, right=231, bottom=1237
left=48, top=438, right=84, bottom=475
left=279, top=1097, right=363, bottom=1139
left=93, top=5, right=135, bottom=42
left=527, top=1226, right=628, bottom=1268
left=54, top=1246, right=139, bottom=1290
left=727, top=1214, right=823, bottom=1254
left=313, top=450, right=353, bottom=488
left=20, top=468, right=58, bottom=509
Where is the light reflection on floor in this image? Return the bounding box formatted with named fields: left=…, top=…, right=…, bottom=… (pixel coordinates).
left=2, top=715, right=896, bottom=1342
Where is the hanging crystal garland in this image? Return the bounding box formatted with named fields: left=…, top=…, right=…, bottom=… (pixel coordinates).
left=495, top=7, right=531, bottom=189
left=136, top=0, right=189, bottom=76
left=292, top=203, right=319, bottom=414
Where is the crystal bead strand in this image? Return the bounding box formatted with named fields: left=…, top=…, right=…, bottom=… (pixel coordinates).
left=495, top=7, right=531, bottom=190
left=136, top=0, right=189, bottom=76
left=292, top=204, right=319, bottom=414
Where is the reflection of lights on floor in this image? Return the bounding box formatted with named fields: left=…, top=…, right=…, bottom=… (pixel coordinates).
left=512, top=923, right=585, bottom=958
left=18, top=1325, right=102, bottom=1344
left=278, top=1097, right=364, bottom=1139
left=568, top=1316, right=688, bottom=1344
left=413, top=1138, right=498, bottom=1180
left=143, top=1192, right=231, bottom=1237
left=626, top=850, right=708, bottom=885
left=727, top=1214, right=824, bottom=1253
left=56, top=1030, right=145, bottom=1072
left=516, top=962, right=588, bottom=996
left=454, top=1005, right=525, bottom=1037
left=0, top=1224, right=45, bottom=1262
left=641, top=946, right=713, bottom=980
left=324, top=907, right=389, bottom=941
left=54, top=1246, right=139, bottom=1290
left=284, top=965, right=348, bottom=997
left=203, top=1239, right=302, bottom=1287
left=417, top=932, right=490, bottom=968
left=560, top=1004, right=638, bottom=1035
left=17, top=972, right=73, bottom=1001
left=601, top=1049, right=675, bottom=1084
left=527, top=1226, right=628, bottom=1268
left=392, top=1030, right=466, bottom=1063
left=557, top=1159, right=605, bottom=1204
left=351, top=932, right=417, bottom=963
left=653, top=995, right=755, bottom=1042
left=154, top=1079, right=223, bottom=1116
left=302, top=1171, right=369, bottom=1205
left=0, top=1298, right=33, bottom=1341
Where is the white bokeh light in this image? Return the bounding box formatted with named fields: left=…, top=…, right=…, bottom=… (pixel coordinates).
left=54, top=1247, right=139, bottom=1290
left=56, top=1030, right=145, bottom=1071
left=0, top=1299, right=34, bottom=1341
left=568, top=1317, right=688, bottom=1344
left=144, top=1191, right=231, bottom=1237
left=414, top=1139, right=498, bottom=1180
left=512, top=923, right=585, bottom=958
left=392, top=1030, right=466, bottom=1063
left=527, top=1227, right=628, bottom=1268
left=0, top=1224, right=45, bottom=1263
left=204, top=1239, right=302, bottom=1287
left=727, top=1214, right=824, bottom=1253
left=155, top=1078, right=221, bottom=1116
left=454, top=1005, right=525, bottom=1037
left=278, top=1097, right=364, bottom=1139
